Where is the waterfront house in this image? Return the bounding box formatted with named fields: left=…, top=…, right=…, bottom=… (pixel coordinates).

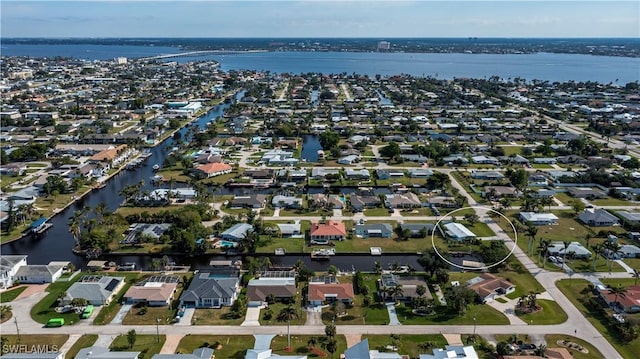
left=307, top=279, right=354, bottom=307
left=379, top=273, right=432, bottom=302
left=271, top=195, right=303, bottom=209
left=179, top=271, right=240, bottom=308
left=14, top=262, right=64, bottom=284
left=350, top=195, right=381, bottom=211
left=89, top=144, right=133, bottom=168
left=310, top=221, right=347, bottom=244
left=345, top=168, right=370, bottom=180
left=0, top=255, right=27, bottom=289
left=376, top=169, right=405, bottom=180
left=578, top=208, right=620, bottom=227
left=277, top=222, right=302, bottom=238
left=311, top=193, right=344, bottom=209
left=220, top=223, right=254, bottom=241
left=311, top=167, right=340, bottom=179
left=123, top=275, right=180, bottom=307
left=519, top=212, right=559, bottom=226
left=466, top=273, right=515, bottom=303
left=400, top=223, right=435, bottom=238
left=62, top=275, right=125, bottom=306
left=440, top=222, right=476, bottom=241
left=246, top=274, right=297, bottom=306
left=547, top=241, right=592, bottom=259
left=384, top=192, right=422, bottom=208
left=338, top=154, right=360, bottom=165
left=355, top=223, right=393, bottom=238
left=229, top=194, right=268, bottom=209
left=193, top=162, right=233, bottom=178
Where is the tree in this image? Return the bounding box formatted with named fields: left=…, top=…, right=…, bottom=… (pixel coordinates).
left=324, top=323, right=336, bottom=338
left=418, top=248, right=449, bottom=278
left=277, top=306, right=298, bottom=323
left=463, top=213, right=479, bottom=226
left=568, top=199, right=585, bottom=215
left=537, top=239, right=552, bottom=268
left=610, top=284, right=628, bottom=309
left=327, top=265, right=339, bottom=276
left=506, top=168, right=528, bottom=189
left=496, top=341, right=513, bottom=356
left=416, top=285, right=427, bottom=298
left=323, top=337, right=338, bottom=359
left=319, top=131, right=340, bottom=151
left=562, top=240, right=572, bottom=269
left=0, top=305, right=12, bottom=320
left=525, top=225, right=538, bottom=255
left=373, top=261, right=382, bottom=275
left=127, top=329, right=137, bottom=348
left=380, top=142, right=401, bottom=158
left=307, top=336, right=318, bottom=349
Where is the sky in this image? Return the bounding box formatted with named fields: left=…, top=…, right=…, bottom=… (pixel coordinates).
left=1, top=1, right=638, bottom=38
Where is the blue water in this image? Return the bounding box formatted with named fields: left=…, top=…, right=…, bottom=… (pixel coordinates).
left=301, top=135, right=322, bottom=162
left=2, top=44, right=638, bottom=83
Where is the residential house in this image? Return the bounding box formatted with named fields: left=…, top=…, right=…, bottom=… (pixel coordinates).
left=179, top=272, right=240, bottom=308
left=123, top=275, right=180, bottom=307
left=76, top=346, right=140, bottom=359
left=62, top=275, right=126, bottom=306
left=407, top=168, right=433, bottom=178
left=483, top=186, right=519, bottom=198
left=220, top=223, right=254, bottom=241
left=610, top=244, right=640, bottom=259
left=193, top=162, right=233, bottom=178
left=400, top=223, right=434, bottom=238
left=0, top=255, right=27, bottom=288
left=89, top=144, right=134, bottom=167
left=277, top=222, right=302, bottom=238
left=533, top=157, right=557, bottom=164
left=617, top=211, right=640, bottom=227
left=439, top=222, right=476, bottom=241
left=338, top=154, right=360, bottom=165
left=276, top=168, right=307, bottom=182
left=355, top=223, right=394, bottom=238
left=466, top=273, right=515, bottom=303
left=310, top=221, right=347, bottom=244
left=470, top=171, right=504, bottom=180
left=0, top=353, right=64, bottom=359
left=344, top=339, right=402, bottom=359
left=427, top=196, right=457, bottom=208
left=519, top=212, right=559, bottom=226
left=152, top=348, right=215, bottom=359
left=567, top=187, right=606, bottom=199
left=350, top=195, right=381, bottom=211
left=307, top=278, right=355, bottom=306
left=246, top=273, right=297, bottom=306
left=311, top=167, right=340, bottom=179
left=578, top=208, right=620, bottom=227
left=311, top=193, right=343, bottom=209
left=260, top=150, right=298, bottom=166
left=385, top=192, right=422, bottom=208
left=376, top=169, right=405, bottom=180
left=229, top=194, right=268, bottom=209
left=547, top=241, right=592, bottom=259
left=272, top=195, right=303, bottom=209
left=245, top=349, right=306, bottom=359
left=345, top=168, right=370, bottom=180
left=13, top=262, right=65, bottom=284
left=379, top=273, right=432, bottom=302
left=598, top=285, right=640, bottom=313
left=419, top=345, right=480, bottom=359
left=471, top=155, right=500, bottom=165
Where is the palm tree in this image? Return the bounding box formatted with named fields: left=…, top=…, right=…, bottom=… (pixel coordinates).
left=538, top=239, right=552, bottom=268
left=609, top=284, right=628, bottom=310
left=526, top=225, right=538, bottom=255
left=307, top=336, right=318, bottom=349
left=603, top=240, right=622, bottom=271
left=527, top=292, right=539, bottom=311
left=633, top=269, right=640, bottom=285
left=69, top=211, right=82, bottom=247
left=373, top=261, right=382, bottom=274
left=0, top=305, right=12, bottom=319
left=592, top=243, right=602, bottom=271
left=277, top=306, right=298, bottom=323
left=392, top=284, right=404, bottom=303
left=562, top=240, right=572, bottom=269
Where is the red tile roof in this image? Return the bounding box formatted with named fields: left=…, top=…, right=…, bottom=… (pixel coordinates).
left=308, top=283, right=354, bottom=302
left=310, top=221, right=347, bottom=237
left=196, top=162, right=232, bottom=174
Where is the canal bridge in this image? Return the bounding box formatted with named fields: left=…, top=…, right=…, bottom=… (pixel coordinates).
left=137, top=49, right=268, bottom=61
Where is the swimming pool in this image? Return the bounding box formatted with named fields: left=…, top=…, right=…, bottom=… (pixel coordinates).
left=219, top=240, right=236, bottom=248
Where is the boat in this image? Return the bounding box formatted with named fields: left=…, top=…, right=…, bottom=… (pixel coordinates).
left=275, top=248, right=286, bottom=256
left=116, top=262, right=136, bottom=271
left=311, top=248, right=335, bottom=260
left=152, top=164, right=160, bottom=171
left=140, top=150, right=152, bottom=158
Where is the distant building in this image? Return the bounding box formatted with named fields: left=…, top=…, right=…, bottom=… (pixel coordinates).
left=377, top=41, right=391, bottom=51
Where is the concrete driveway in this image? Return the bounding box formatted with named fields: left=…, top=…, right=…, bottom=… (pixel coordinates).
left=242, top=307, right=261, bottom=326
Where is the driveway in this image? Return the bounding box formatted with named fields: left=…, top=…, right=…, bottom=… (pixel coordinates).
left=385, top=303, right=401, bottom=325
left=111, top=304, right=132, bottom=324
left=242, top=307, right=261, bottom=326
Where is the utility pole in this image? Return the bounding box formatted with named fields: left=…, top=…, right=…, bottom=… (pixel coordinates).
left=156, top=317, right=160, bottom=343
left=14, top=317, right=20, bottom=342
left=473, top=316, right=477, bottom=337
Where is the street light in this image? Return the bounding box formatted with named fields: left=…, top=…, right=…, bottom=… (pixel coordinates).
left=14, top=317, right=20, bottom=342
left=473, top=316, right=476, bottom=337
left=156, top=317, right=160, bottom=343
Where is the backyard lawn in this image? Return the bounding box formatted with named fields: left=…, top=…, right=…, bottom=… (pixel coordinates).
left=176, top=335, right=254, bottom=359
left=111, top=334, right=165, bottom=359
left=557, top=279, right=640, bottom=359
left=363, top=334, right=448, bottom=357
left=256, top=237, right=305, bottom=254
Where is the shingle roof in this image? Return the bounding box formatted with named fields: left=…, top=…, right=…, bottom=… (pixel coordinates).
left=180, top=273, right=239, bottom=303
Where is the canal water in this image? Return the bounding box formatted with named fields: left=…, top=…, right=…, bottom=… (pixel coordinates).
left=300, top=134, right=322, bottom=162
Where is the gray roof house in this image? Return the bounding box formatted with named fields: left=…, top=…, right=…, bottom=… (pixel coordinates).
left=407, top=168, right=433, bottom=178
left=152, top=348, right=214, bottom=359
left=271, top=195, right=303, bottom=209
left=345, top=168, right=370, bottom=179
left=385, top=192, right=422, bottom=208
left=63, top=275, right=126, bottom=306
left=14, top=262, right=65, bottom=284
left=400, top=223, right=434, bottom=238
left=179, top=272, right=240, bottom=308
left=277, top=222, right=302, bottom=237
left=547, top=241, right=592, bottom=259
left=229, top=195, right=268, bottom=209
left=578, top=208, right=620, bottom=227
left=344, top=339, right=402, bottom=359
left=220, top=223, right=254, bottom=241
left=350, top=195, right=381, bottom=211
left=355, top=223, right=394, bottom=238
left=76, top=346, right=140, bottom=359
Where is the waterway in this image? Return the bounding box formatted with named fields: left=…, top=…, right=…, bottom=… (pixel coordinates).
left=300, top=135, right=322, bottom=162
left=2, top=44, right=639, bottom=83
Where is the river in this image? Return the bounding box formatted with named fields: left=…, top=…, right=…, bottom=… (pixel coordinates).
left=2, top=44, right=639, bottom=83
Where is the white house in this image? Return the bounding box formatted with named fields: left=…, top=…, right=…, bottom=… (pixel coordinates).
left=14, top=262, right=65, bottom=284
left=519, top=212, right=559, bottom=226
left=0, top=255, right=27, bottom=289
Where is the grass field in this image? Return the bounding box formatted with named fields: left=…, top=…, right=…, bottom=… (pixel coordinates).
left=270, top=335, right=347, bottom=358
left=122, top=306, right=178, bottom=325
left=176, top=335, right=255, bottom=359
left=557, top=279, right=640, bottom=359
left=65, top=334, right=98, bottom=359
left=545, top=335, right=604, bottom=359
left=30, top=281, right=81, bottom=325
left=111, top=334, right=165, bottom=359
left=515, top=299, right=568, bottom=325
left=93, top=272, right=146, bottom=325
left=363, top=334, right=448, bottom=357
left=0, top=286, right=27, bottom=303
left=0, top=335, right=69, bottom=353
left=192, top=307, right=244, bottom=325
left=396, top=302, right=509, bottom=325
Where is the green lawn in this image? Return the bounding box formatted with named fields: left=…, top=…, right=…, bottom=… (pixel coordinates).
left=122, top=306, right=178, bottom=325
left=191, top=307, right=244, bottom=325
left=111, top=334, right=165, bottom=359
left=545, top=334, right=604, bottom=359
left=515, top=299, right=568, bottom=325
left=256, top=237, right=305, bottom=254
left=591, top=197, right=634, bottom=206
left=93, top=272, right=146, bottom=325
left=467, top=222, right=495, bottom=237
left=176, top=335, right=254, bottom=359
left=0, top=286, right=27, bottom=303
left=364, top=207, right=392, bottom=217
left=270, top=335, right=347, bottom=358
left=363, top=334, right=448, bottom=357
left=501, top=272, right=546, bottom=300
left=260, top=283, right=307, bottom=326
left=557, top=279, right=640, bottom=359
left=65, top=334, right=98, bottom=359
left=30, top=281, right=82, bottom=325
left=396, top=302, right=509, bottom=325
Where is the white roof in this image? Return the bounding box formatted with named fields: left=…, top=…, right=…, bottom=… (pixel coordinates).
left=420, top=345, right=479, bottom=359
left=520, top=212, right=559, bottom=222
left=443, top=222, right=476, bottom=239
